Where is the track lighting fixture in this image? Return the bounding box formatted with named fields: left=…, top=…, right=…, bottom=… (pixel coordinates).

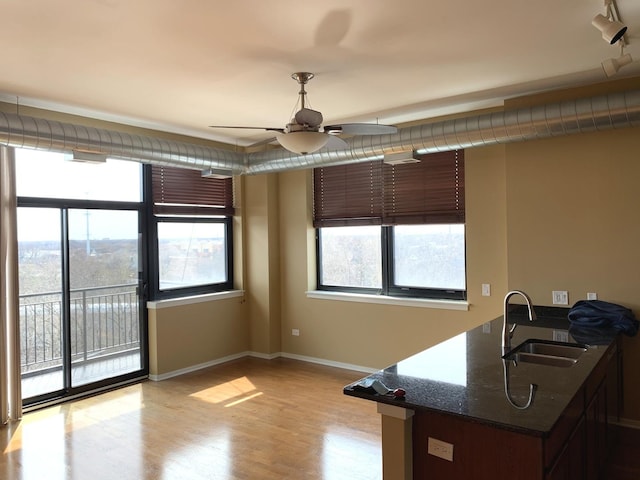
left=602, top=38, right=633, bottom=77
left=592, top=0, right=627, bottom=45
left=602, top=52, right=633, bottom=76
left=592, top=0, right=633, bottom=77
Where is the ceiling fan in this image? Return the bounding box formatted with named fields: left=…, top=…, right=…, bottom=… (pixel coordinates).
left=209, top=72, right=397, bottom=155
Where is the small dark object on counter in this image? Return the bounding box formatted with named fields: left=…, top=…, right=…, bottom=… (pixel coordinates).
left=392, top=388, right=406, bottom=398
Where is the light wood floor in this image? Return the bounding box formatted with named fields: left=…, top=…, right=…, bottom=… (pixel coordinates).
left=1, top=357, right=382, bottom=480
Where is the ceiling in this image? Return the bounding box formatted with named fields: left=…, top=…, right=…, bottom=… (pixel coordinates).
left=1, top=0, right=639, bottom=149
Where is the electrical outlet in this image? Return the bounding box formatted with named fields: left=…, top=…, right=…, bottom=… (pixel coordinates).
left=553, top=330, right=569, bottom=342
left=482, top=322, right=492, bottom=334
left=552, top=291, right=569, bottom=305
left=291, top=329, right=300, bottom=336
left=428, top=437, right=454, bottom=462
left=481, top=284, right=491, bottom=296
left=587, top=292, right=598, bottom=300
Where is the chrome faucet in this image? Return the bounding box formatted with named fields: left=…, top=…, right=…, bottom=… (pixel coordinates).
left=502, top=290, right=537, bottom=354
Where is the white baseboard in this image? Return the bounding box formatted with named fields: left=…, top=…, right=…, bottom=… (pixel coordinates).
left=149, top=351, right=377, bottom=381
left=246, top=351, right=281, bottom=361
left=279, top=352, right=378, bottom=374
left=149, top=351, right=250, bottom=381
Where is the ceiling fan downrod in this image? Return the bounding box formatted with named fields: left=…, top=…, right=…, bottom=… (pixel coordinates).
left=292, top=72, right=314, bottom=110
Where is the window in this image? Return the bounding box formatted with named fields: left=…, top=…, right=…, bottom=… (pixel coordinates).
left=149, top=165, right=234, bottom=298
left=314, top=151, right=465, bottom=300
left=16, top=149, right=141, bottom=202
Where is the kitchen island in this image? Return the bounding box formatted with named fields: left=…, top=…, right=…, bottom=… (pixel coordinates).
left=344, top=306, right=621, bottom=480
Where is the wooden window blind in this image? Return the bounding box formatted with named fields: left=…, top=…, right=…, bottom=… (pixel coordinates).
left=151, top=165, right=234, bottom=216
left=313, top=161, right=383, bottom=227
left=313, top=150, right=464, bottom=227
left=382, top=150, right=464, bottom=225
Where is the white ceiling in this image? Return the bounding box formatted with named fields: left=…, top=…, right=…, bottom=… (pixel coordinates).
left=1, top=0, right=639, bottom=148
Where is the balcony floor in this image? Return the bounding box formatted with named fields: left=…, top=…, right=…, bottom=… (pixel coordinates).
left=22, top=351, right=143, bottom=399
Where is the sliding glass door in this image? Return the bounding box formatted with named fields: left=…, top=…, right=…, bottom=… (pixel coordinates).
left=67, top=208, right=141, bottom=388
left=15, top=149, right=147, bottom=405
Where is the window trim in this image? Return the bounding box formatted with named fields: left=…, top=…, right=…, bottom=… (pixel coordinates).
left=306, top=290, right=469, bottom=311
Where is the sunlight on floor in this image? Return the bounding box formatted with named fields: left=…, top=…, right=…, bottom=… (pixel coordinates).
left=2, top=406, right=62, bottom=454
left=189, top=376, right=261, bottom=406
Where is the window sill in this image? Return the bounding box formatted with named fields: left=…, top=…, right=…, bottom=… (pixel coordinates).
left=305, top=290, right=469, bottom=311
left=147, top=290, right=244, bottom=309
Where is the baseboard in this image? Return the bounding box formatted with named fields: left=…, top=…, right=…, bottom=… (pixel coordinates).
left=612, top=417, right=640, bottom=430
left=279, top=352, right=378, bottom=374
left=149, top=351, right=250, bottom=381
left=149, top=351, right=377, bottom=381
left=246, top=351, right=281, bottom=361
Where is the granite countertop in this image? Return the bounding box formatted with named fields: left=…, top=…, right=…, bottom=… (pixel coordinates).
left=343, top=306, right=619, bottom=436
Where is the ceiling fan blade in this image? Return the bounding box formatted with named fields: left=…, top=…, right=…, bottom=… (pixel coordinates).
left=247, top=136, right=278, bottom=148
left=209, top=125, right=285, bottom=133
left=294, top=108, right=323, bottom=128
left=324, top=123, right=397, bottom=135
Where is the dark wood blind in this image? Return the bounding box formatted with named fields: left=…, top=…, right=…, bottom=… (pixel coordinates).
left=383, top=150, right=464, bottom=224
left=151, top=165, right=234, bottom=216
left=313, top=161, right=383, bottom=227
left=313, top=150, right=464, bottom=227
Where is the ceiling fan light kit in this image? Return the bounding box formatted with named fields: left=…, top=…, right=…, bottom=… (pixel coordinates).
left=276, top=131, right=329, bottom=155
left=209, top=72, right=397, bottom=155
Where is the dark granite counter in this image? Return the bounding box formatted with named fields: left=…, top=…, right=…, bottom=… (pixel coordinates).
left=344, top=306, right=619, bottom=436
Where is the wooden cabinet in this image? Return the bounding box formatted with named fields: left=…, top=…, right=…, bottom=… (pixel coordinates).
left=547, top=418, right=585, bottom=480
left=413, top=341, right=620, bottom=480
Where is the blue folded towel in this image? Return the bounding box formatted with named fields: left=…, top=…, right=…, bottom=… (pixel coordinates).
left=568, top=300, right=638, bottom=337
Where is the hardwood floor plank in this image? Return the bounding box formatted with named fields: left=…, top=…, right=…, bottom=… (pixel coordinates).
left=1, top=357, right=381, bottom=480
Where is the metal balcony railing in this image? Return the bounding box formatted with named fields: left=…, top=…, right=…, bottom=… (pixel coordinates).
left=19, top=284, right=140, bottom=376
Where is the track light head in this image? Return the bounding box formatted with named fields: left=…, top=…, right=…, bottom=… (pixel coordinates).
left=602, top=53, right=633, bottom=77
left=592, top=13, right=627, bottom=44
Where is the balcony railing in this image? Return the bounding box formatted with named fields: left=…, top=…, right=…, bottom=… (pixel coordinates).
left=19, top=284, right=140, bottom=376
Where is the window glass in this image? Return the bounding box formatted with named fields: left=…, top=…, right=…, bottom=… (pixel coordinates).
left=157, top=221, right=227, bottom=290
left=393, top=224, right=466, bottom=290
left=15, top=149, right=141, bottom=202
left=319, top=226, right=381, bottom=288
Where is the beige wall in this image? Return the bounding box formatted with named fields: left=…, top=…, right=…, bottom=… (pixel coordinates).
left=277, top=144, right=508, bottom=369
left=148, top=297, right=248, bottom=376
left=245, top=174, right=282, bottom=355
left=505, top=128, right=640, bottom=420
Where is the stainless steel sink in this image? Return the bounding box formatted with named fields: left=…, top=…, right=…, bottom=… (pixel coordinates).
left=503, top=339, right=587, bottom=367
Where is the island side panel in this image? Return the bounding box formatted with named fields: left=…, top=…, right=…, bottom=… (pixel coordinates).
left=413, top=409, right=544, bottom=480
